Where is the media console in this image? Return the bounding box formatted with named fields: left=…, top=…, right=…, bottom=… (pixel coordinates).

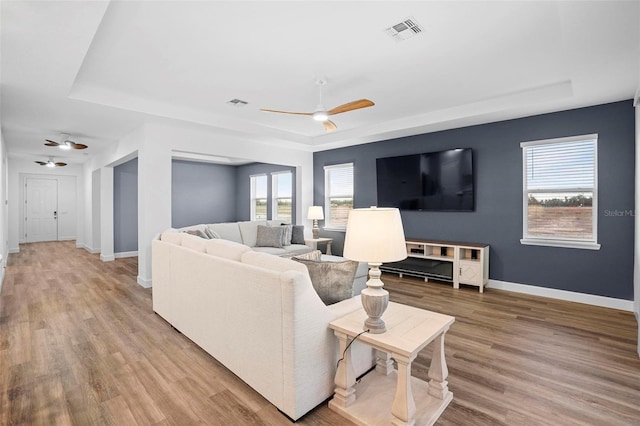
left=381, top=239, right=489, bottom=293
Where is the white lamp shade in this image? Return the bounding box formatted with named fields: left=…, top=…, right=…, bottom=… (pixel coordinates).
left=307, top=206, right=324, bottom=220
left=343, top=207, right=407, bottom=263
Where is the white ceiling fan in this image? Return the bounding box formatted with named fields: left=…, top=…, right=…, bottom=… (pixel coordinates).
left=261, top=79, right=374, bottom=132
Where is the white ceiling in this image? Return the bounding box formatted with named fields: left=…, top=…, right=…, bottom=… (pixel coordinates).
left=1, top=1, right=638, bottom=166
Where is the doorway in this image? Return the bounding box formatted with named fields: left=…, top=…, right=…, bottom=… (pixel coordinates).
left=25, top=178, right=58, bottom=242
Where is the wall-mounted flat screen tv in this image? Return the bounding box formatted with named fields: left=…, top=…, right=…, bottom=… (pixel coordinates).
left=376, top=148, right=474, bottom=211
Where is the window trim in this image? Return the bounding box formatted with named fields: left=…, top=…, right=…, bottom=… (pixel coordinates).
left=271, top=170, right=292, bottom=222
left=324, top=162, right=354, bottom=231
left=520, top=134, right=600, bottom=250
left=250, top=174, right=267, bottom=221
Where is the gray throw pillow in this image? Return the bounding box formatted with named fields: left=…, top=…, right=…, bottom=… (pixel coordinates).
left=183, top=229, right=209, bottom=239
left=255, top=225, right=284, bottom=248
left=291, top=225, right=305, bottom=245
left=204, top=227, right=219, bottom=239
left=292, top=257, right=358, bottom=305
left=280, top=224, right=293, bottom=246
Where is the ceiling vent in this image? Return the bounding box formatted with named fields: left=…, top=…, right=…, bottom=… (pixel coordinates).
left=384, top=17, right=423, bottom=42
left=226, top=98, right=248, bottom=107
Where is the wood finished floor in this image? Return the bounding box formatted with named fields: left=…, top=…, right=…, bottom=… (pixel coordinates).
left=0, top=241, right=638, bottom=425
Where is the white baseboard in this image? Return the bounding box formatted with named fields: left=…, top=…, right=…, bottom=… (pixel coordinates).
left=9, top=247, right=19, bottom=254
left=59, top=236, right=76, bottom=241
left=100, top=254, right=115, bottom=262
left=137, top=276, right=152, bottom=288
left=77, top=243, right=100, bottom=254
left=115, top=251, right=138, bottom=259
left=487, top=279, right=634, bottom=312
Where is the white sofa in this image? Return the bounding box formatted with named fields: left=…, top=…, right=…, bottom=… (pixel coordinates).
left=180, top=220, right=313, bottom=257
left=176, top=220, right=369, bottom=290
left=152, top=231, right=375, bottom=420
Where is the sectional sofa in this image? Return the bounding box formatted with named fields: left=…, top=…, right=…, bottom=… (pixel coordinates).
left=152, top=231, right=375, bottom=420
left=179, top=220, right=313, bottom=257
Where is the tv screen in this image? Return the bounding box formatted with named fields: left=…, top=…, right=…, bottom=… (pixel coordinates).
left=376, top=148, right=474, bottom=211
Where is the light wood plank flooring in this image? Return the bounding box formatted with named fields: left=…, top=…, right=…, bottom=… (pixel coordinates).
left=0, top=241, right=638, bottom=425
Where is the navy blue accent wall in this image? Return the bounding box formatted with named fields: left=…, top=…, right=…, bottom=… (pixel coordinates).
left=171, top=160, right=237, bottom=228
left=314, top=100, right=635, bottom=300
left=236, top=163, right=297, bottom=222
left=113, top=157, right=138, bottom=253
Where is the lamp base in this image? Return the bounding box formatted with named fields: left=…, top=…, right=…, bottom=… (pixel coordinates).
left=361, top=263, right=389, bottom=334
left=312, top=227, right=319, bottom=239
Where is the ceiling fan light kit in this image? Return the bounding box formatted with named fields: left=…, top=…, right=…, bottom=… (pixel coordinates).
left=260, top=79, right=374, bottom=132
left=312, top=110, right=329, bottom=122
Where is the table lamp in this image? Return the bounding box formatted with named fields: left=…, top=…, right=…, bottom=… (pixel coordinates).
left=343, top=207, right=407, bottom=333
left=307, top=206, right=324, bottom=239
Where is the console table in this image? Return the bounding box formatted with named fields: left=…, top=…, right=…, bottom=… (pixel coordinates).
left=381, top=239, right=489, bottom=292
left=328, top=302, right=455, bottom=426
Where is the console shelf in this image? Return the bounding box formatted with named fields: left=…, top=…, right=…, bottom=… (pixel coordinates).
left=381, top=239, right=490, bottom=292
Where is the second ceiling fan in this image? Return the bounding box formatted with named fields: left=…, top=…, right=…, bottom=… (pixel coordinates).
left=45, top=133, right=87, bottom=150
left=261, top=80, right=374, bottom=132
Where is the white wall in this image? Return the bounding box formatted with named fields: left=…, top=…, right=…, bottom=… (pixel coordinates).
left=0, top=131, right=8, bottom=290
left=135, top=122, right=314, bottom=287
left=79, top=121, right=314, bottom=288
left=7, top=158, right=84, bottom=252
left=635, top=103, right=639, bottom=356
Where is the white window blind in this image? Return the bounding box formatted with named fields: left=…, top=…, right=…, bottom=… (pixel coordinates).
left=521, top=134, right=599, bottom=250
left=324, top=163, right=354, bottom=229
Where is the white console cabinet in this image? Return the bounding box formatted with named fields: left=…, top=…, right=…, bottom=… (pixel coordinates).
left=381, top=239, right=490, bottom=293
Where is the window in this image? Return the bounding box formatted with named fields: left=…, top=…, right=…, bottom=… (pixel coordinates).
left=324, top=163, right=354, bottom=229
left=272, top=171, right=292, bottom=222
left=250, top=174, right=267, bottom=221
left=521, top=134, right=599, bottom=250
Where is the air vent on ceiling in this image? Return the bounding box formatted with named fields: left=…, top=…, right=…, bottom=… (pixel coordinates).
left=384, top=17, right=423, bottom=42
left=226, top=98, right=248, bottom=107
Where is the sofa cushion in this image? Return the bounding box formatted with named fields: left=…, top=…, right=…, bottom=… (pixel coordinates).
left=280, top=224, right=293, bottom=246
left=255, top=225, right=284, bottom=248
left=241, top=250, right=308, bottom=274
left=181, top=233, right=209, bottom=252
left=208, top=223, right=243, bottom=244
left=291, top=225, right=305, bottom=245
left=160, top=231, right=183, bottom=245
left=204, top=238, right=251, bottom=261
left=292, top=257, right=358, bottom=305
left=252, top=246, right=287, bottom=255
left=238, top=221, right=266, bottom=247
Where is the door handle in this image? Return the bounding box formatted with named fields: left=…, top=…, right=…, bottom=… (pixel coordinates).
left=54, top=211, right=57, bottom=219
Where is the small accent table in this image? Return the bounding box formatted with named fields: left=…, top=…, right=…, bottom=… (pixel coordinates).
left=305, top=237, right=333, bottom=255
left=328, top=302, right=455, bottom=426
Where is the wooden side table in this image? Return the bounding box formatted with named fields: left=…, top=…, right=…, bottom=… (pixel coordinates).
left=305, top=237, right=333, bottom=255
left=328, top=302, right=455, bottom=426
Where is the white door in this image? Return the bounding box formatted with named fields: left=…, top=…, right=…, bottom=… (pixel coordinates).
left=26, top=178, right=58, bottom=243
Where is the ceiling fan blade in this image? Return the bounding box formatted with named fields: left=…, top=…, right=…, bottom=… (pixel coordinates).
left=71, top=143, right=88, bottom=150
left=44, top=140, right=60, bottom=146
left=35, top=161, right=47, bottom=165
left=260, top=108, right=313, bottom=116
left=328, top=99, right=375, bottom=115
left=323, top=120, right=337, bottom=132
left=55, top=162, right=67, bottom=167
